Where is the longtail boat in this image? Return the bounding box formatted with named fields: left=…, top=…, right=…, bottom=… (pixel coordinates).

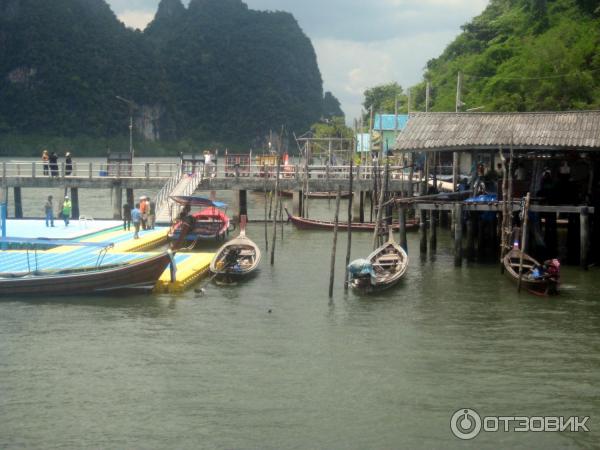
left=279, top=190, right=352, bottom=199
left=209, top=216, right=261, bottom=282
left=0, top=238, right=174, bottom=296
left=168, top=195, right=231, bottom=249
left=502, top=248, right=560, bottom=295
left=347, top=230, right=408, bottom=293
left=285, top=208, right=417, bottom=232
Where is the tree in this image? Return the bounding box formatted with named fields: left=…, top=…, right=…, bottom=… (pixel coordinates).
left=322, top=91, right=344, bottom=120
left=362, top=82, right=407, bottom=121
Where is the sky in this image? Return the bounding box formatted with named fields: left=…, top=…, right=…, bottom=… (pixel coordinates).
left=106, top=0, right=489, bottom=121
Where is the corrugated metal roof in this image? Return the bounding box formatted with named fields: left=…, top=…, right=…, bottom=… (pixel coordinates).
left=394, top=111, right=600, bottom=152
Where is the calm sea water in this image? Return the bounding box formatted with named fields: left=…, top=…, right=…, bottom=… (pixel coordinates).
left=1, top=159, right=599, bottom=449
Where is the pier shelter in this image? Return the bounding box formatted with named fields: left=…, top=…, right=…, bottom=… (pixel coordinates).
left=394, top=110, right=600, bottom=267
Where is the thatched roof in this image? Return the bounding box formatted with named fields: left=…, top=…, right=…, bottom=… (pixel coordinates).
left=394, top=111, right=600, bottom=152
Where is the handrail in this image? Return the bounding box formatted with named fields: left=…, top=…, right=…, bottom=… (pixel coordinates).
left=0, top=160, right=417, bottom=182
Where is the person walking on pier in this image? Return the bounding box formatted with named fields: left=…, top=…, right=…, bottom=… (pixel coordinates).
left=42, top=150, right=49, bottom=176
left=44, top=195, right=54, bottom=227
left=49, top=152, right=59, bottom=177
left=122, top=203, right=132, bottom=231
left=65, top=152, right=73, bottom=176
left=131, top=203, right=142, bottom=239
left=61, top=196, right=72, bottom=226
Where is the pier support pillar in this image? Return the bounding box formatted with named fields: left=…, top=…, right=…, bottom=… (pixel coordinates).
left=13, top=187, right=22, bottom=219
left=126, top=189, right=134, bottom=210
left=239, top=189, right=247, bottom=218
left=71, top=188, right=79, bottom=219
left=112, top=186, right=122, bottom=219
left=419, top=210, right=427, bottom=255
left=454, top=203, right=463, bottom=267
left=231, top=190, right=240, bottom=223
left=292, top=190, right=302, bottom=217
left=580, top=207, right=589, bottom=270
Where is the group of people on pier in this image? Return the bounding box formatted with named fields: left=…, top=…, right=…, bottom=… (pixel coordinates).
left=123, top=196, right=155, bottom=239
left=43, top=195, right=72, bottom=227
left=41, top=149, right=73, bottom=177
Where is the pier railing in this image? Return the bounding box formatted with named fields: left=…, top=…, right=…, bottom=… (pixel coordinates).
left=1, top=161, right=416, bottom=182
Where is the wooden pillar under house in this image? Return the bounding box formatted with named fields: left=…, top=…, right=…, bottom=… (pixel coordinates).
left=454, top=203, right=463, bottom=267
left=466, top=211, right=475, bottom=261
left=580, top=207, right=589, bottom=270
left=419, top=210, right=427, bottom=255
left=428, top=206, right=437, bottom=252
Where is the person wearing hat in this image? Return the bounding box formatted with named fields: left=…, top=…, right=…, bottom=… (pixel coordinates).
left=65, top=151, right=73, bottom=176
left=139, top=196, right=149, bottom=230
left=61, top=195, right=72, bottom=226
left=41, top=149, right=49, bottom=176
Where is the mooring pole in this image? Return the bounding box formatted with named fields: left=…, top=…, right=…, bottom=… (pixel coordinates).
left=517, top=193, right=531, bottom=292
left=344, top=159, right=354, bottom=291
left=270, top=156, right=280, bottom=265
left=329, top=186, right=342, bottom=298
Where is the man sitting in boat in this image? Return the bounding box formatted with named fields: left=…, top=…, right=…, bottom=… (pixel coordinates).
left=171, top=205, right=196, bottom=250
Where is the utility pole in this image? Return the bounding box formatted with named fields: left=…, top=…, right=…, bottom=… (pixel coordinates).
left=116, top=96, right=137, bottom=158
left=452, top=72, right=463, bottom=191
left=425, top=82, right=430, bottom=113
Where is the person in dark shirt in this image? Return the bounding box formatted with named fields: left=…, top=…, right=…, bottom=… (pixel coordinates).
left=122, top=203, right=132, bottom=231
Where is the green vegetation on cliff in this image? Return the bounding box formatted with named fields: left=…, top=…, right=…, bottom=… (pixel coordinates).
left=0, top=0, right=334, bottom=155
left=412, top=0, right=600, bottom=112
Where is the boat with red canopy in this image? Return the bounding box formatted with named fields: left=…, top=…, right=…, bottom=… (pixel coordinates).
left=168, top=196, right=231, bottom=249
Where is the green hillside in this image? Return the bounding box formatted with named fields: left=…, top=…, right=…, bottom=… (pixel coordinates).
left=412, top=0, right=600, bottom=112
left=0, top=0, right=330, bottom=155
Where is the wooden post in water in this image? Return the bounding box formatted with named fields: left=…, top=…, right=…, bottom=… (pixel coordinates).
left=580, top=206, right=589, bottom=270
left=419, top=209, right=427, bottom=255
left=466, top=211, right=475, bottom=261
left=429, top=206, right=437, bottom=252
left=329, top=186, right=342, bottom=298
left=454, top=202, right=463, bottom=267
left=264, top=184, right=269, bottom=253
left=517, top=193, right=531, bottom=292
left=399, top=206, right=407, bottom=251
left=344, top=159, right=354, bottom=291
left=372, top=163, right=388, bottom=250
left=270, top=155, right=280, bottom=265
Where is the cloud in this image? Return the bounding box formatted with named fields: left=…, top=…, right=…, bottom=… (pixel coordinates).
left=117, top=9, right=155, bottom=30
left=314, top=30, right=459, bottom=120
left=106, top=0, right=488, bottom=120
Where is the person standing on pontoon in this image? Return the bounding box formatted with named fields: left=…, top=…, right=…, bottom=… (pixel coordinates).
left=44, top=195, right=54, bottom=227
left=61, top=196, right=72, bottom=226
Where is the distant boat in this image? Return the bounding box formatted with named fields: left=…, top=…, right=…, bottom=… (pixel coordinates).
left=0, top=238, right=173, bottom=296
left=502, top=248, right=560, bottom=295
left=285, top=208, right=418, bottom=232
left=209, top=216, right=261, bottom=282
left=347, top=230, right=408, bottom=293
left=168, top=195, right=231, bottom=248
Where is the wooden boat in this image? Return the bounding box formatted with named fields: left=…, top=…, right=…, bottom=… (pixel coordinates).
left=168, top=195, right=231, bottom=248
left=347, top=230, right=408, bottom=293
left=502, top=248, right=560, bottom=295
left=209, top=216, right=261, bottom=282
left=0, top=240, right=174, bottom=296
left=285, top=208, right=417, bottom=232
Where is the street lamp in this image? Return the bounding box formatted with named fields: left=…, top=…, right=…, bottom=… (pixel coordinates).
left=116, top=96, right=138, bottom=158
